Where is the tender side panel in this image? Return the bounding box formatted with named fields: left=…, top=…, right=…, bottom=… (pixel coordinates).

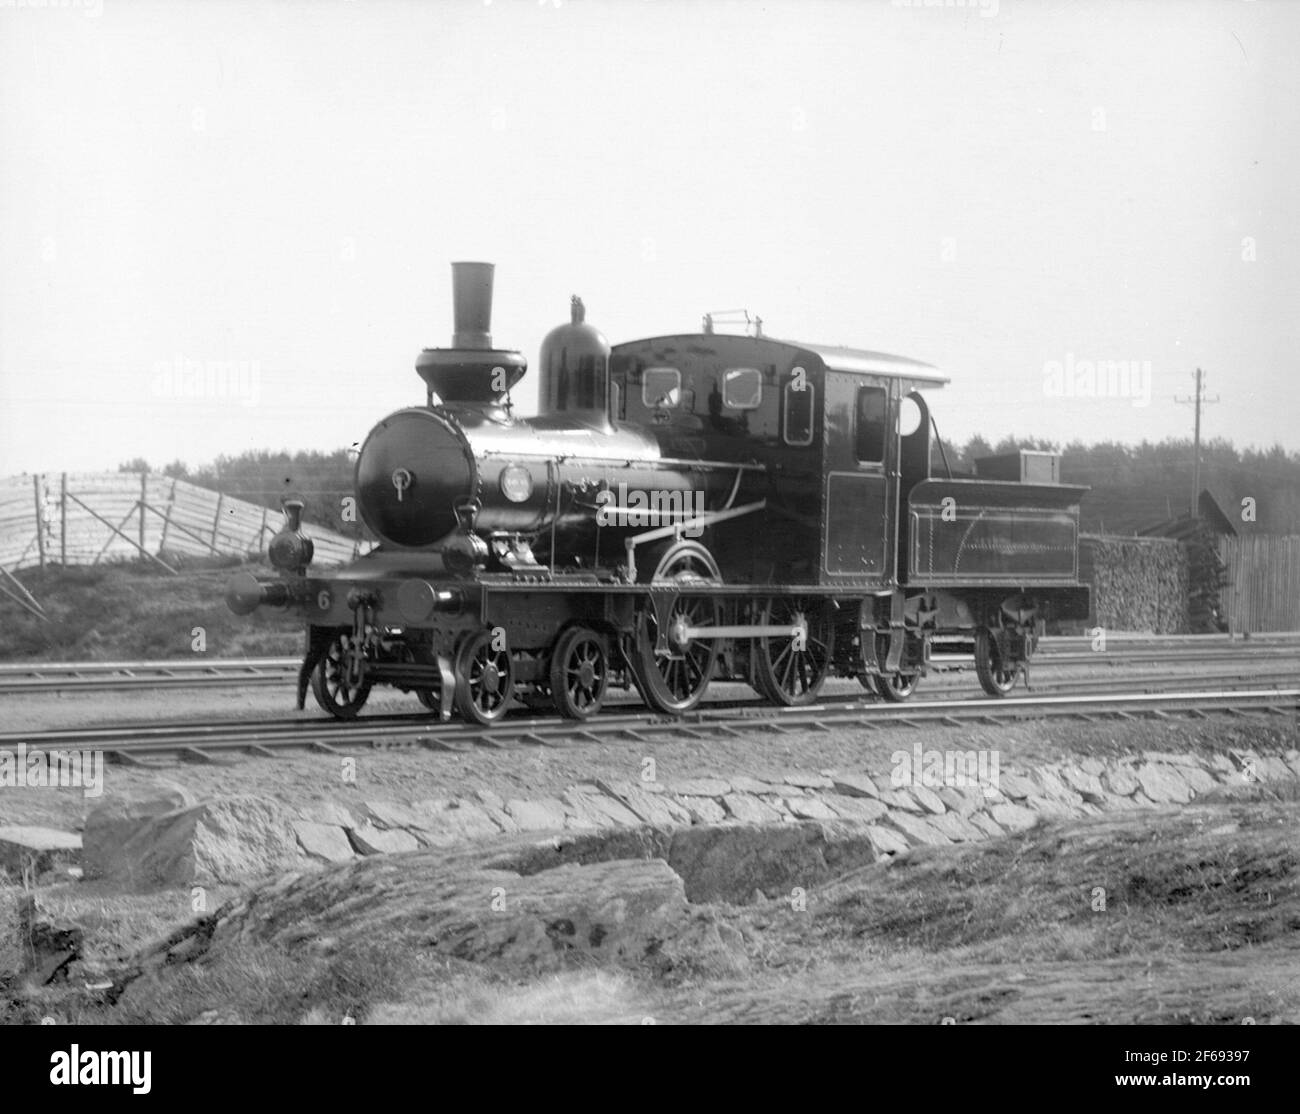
left=908, top=479, right=1086, bottom=584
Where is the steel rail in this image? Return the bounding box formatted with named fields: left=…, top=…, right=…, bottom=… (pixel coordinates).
left=7, top=686, right=1296, bottom=761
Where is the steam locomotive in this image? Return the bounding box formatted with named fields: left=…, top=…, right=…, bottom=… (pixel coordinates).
left=226, top=262, right=1090, bottom=724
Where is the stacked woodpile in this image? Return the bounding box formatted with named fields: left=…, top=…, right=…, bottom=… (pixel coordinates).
left=1079, top=535, right=1190, bottom=634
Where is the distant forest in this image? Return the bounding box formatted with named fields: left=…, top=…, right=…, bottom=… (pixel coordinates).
left=120, top=435, right=1300, bottom=539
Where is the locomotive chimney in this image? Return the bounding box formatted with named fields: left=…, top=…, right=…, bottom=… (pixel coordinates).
left=451, top=261, right=494, bottom=349
left=416, top=261, right=526, bottom=407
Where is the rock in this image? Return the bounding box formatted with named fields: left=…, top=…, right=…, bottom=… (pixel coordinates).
left=928, top=812, right=986, bottom=843
left=414, top=799, right=504, bottom=842
left=1026, top=796, right=1075, bottom=819
left=997, top=772, right=1037, bottom=800
left=831, top=773, right=882, bottom=799
left=1101, top=765, right=1140, bottom=797
left=907, top=785, right=947, bottom=815
left=1259, top=756, right=1295, bottom=782
left=783, top=771, right=834, bottom=790
left=968, top=812, right=1006, bottom=839
left=562, top=787, right=643, bottom=829
left=676, top=796, right=727, bottom=824
left=1285, top=752, right=1300, bottom=778
left=865, top=825, right=910, bottom=856
left=1178, top=766, right=1218, bottom=795
left=1060, top=767, right=1106, bottom=804
left=294, top=821, right=355, bottom=864
left=1129, top=791, right=1159, bottom=809
left=358, top=800, right=425, bottom=830
left=1207, top=754, right=1236, bottom=774
left=348, top=823, right=420, bottom=856
left=84, top=794, right=300, bottom=888
left=1135, top=764, right=1191, bottom=804
left=721, top=794, right=784, bottom=824
left=1079, top=757, right=1105, bottom=776
left=727, top=776, right=779, bottom=795
left=937, top=788, right=978, bottom=816
left=504, top=798, right=570, bottom=832
left=989, top=803, right=1039, bottom=832
left=881, top=788, right=923, bottom=813
left=299, top=801, right=356, bottom=829
left=596, top=779, right=692, bottom=826
left=822, top=794, right=888, bottom=824
left=1031, top=768, right=1083, bottom=806
left=0, top=826, right=82, bottom=877
left=668, top=778, right=731, bottom=798
left=82, top=783, right=198, bottom=879
left=884, top=811, right=952, bottom=847
left=784, top=796, right=838, bottom=821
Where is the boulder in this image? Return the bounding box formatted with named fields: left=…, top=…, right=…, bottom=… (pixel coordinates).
left=831, top=773, right=882, bottom=800
left=349, top=823, right=420, bottom=856
left=908, top=785, right=948, bottom=815
left=784, top=796, right=838, bottom=821
left=504, top=798, right=570, bottom=832
left=783, top=771, right=834, bottom=790
left=865, top=825, right=911, bottom=856
left=596, top=779, right=692, bottom=826
left=84, top=794, right=300, bottom=888
left=668, top=778, right=731, bottom=798
left=562, top=786, right=643, bottom=829
left=885, top=811, right=952, bottom=847
left=822, top=794, right=888, bottom=824
left=294, top=821, right=355, bottom=864
left=989, top=803, right=1039, bottom=832
left=0, top=826, right=81, bottom=877
left=82, top=782, right=197, bottom=879
left=676, top=796, right=727, bottom=825
left=721, top=794, right=785, bottom=824
left=1135, top=764, right=1192, bottom=805
left=1101, top=765, right=1140, bottom=797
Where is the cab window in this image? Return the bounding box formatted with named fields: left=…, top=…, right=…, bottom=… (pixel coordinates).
left=642, top=367, right=681, bottom=409
left=855, top=386, right=888, bottom=463
left=722, top=367, right=762, bottom=409
left=783, top=371, right=814, bottom=446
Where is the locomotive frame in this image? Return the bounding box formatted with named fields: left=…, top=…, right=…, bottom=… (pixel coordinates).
left=227, top=263, right=1090, bottom=724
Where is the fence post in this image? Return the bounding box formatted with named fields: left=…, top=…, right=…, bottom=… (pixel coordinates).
left=59, top=472, right=67, bottom=566
left=32, top=475, right=46, bottom=569
left=139, top=470, right=147, bottom=557
left=211, top=492, right=225, bottom=555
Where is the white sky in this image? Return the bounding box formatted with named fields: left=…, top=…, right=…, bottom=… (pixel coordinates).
left=2, top=0, right=1297, bottom=473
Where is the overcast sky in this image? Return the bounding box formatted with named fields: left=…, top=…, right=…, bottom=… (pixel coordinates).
left=2, top=0, right=1296, bottom=474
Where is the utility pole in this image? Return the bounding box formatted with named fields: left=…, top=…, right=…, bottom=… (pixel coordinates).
left=1175, top=368, right=1220, bottom=518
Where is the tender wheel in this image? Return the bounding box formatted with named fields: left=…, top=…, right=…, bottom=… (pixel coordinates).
left=311, top=630, right=372, bottom=720
left=865, top=633, right=920, bottom=703
left=631, top=542, right=721, bottom=715
left=754, top=597, right=834, bottom=706
left=975, top=626, right=1018, bottom=697
left=454, top=629, right=516, bottom=725
left=871, top=670, right=919, bottom=702
left=549, top=626, right=610, bottom=720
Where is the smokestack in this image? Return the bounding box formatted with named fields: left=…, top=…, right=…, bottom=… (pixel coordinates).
left=451, top=261, right=494, bottom=350
left=415, top=261, right=527, bottom=407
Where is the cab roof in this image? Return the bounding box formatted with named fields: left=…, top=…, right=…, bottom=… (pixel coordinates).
left=612, top=334, right=948, bottom=386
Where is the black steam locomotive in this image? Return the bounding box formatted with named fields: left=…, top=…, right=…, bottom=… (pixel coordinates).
left=227, top=263, right=1089, bottom=724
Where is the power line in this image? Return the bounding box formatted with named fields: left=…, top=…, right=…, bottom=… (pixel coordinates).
left=1174, top=368, right=1220, bottom=516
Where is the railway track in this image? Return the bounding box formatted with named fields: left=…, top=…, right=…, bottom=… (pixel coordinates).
left=8, top=687, right=1297, bottom=762
left=3, top=633, right=1299, bottom=694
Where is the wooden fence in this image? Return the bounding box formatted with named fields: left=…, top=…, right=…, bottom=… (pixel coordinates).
left=1219, top=534, right=1300, bottom=633
left=0, top=472, right=368, bottom=575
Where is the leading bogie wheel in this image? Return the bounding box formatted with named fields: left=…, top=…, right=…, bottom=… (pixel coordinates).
left=974, top=626, right=1018, bottom=697
left=311, top=630, right=372, bottom=719
left=866, top=633, right=920, bottom=703
left=455, top=628, right=516, bottom=725
left=549, top=626, right=610, bottom=720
